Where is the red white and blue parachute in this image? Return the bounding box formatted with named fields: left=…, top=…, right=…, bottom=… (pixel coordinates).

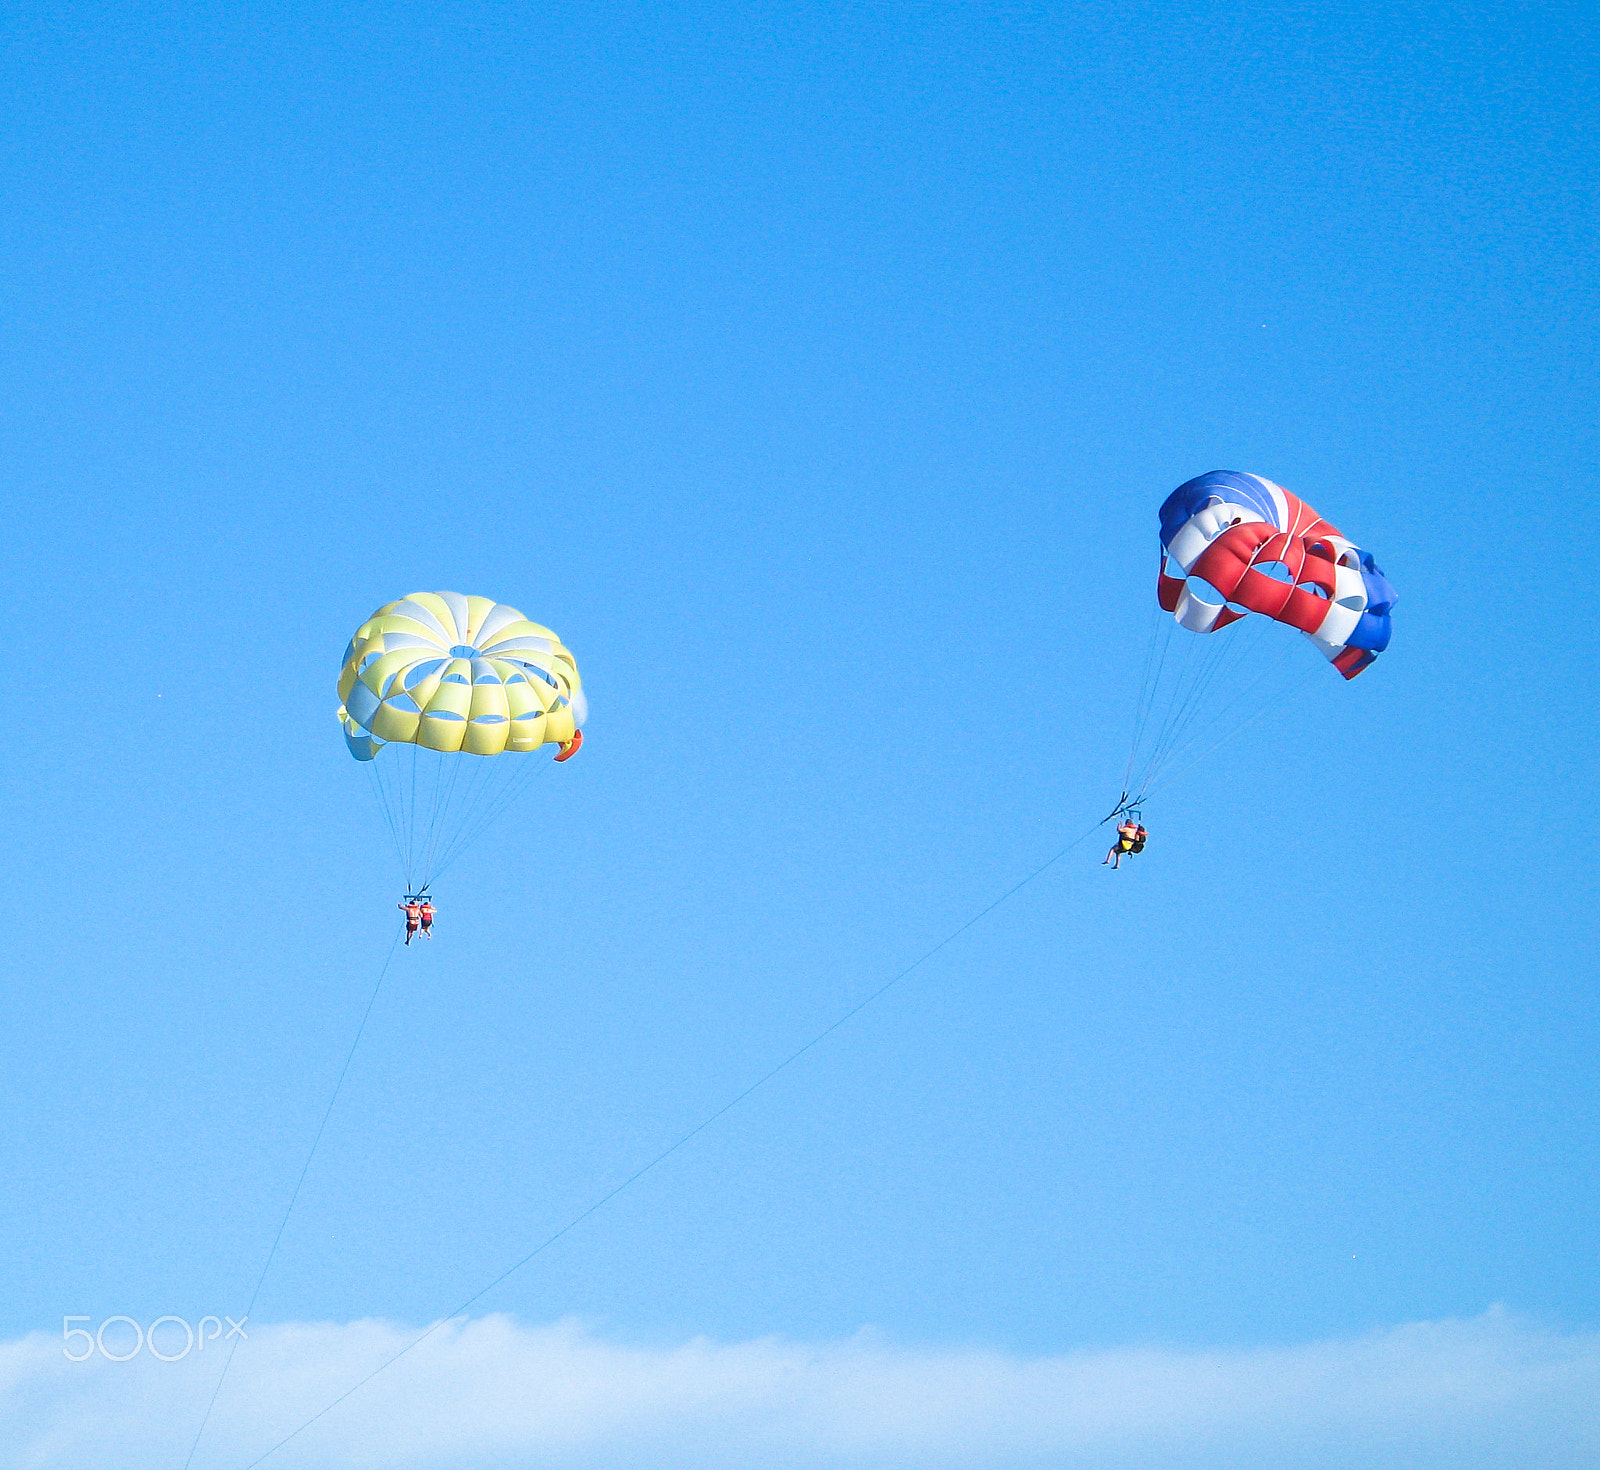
left=1114, top=472, right=1396, bottom=815
left=1157, top=471, right=1395, bottom=678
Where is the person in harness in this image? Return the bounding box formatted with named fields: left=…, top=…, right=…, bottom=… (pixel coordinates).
left=1104, top=819, right=1147, bottom=869
left=418, top=898, right=435, bottom=938
left=400, top=899, right=423, bottom=944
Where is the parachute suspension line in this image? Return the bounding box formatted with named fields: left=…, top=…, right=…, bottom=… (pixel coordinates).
left=429, top=767, right=501, bottom=881
left=419, top=746, right=480, bottom=892
left=1136, top=609, right=1237, bottom=792
left=182, top=922, right=406, bottom=1470
left=381, top=743, right=421, bottom=892
left=238, top=815, right=1109, bottom=1470
left=1162, top=613, right=1265, bottom=750
left=1170, top=520, right=1309, bottom=719
left=421, top=751, right=499, bottom=887
left=1136, top=613, right=1181, bottom=770
left=391, top=754, right=407, bottom=891
left=364, top=760, right=409, bottom=887
left=1136, top=614, right=1273, bottom=791
left=1138, top=651, right=1252, bottom=793
left=374, top=747, right=402, bottom=886
left=1134, top=624, right=1196, bottom=789
left=407, top=742, right=422, bottom=881
left=1125, top=588, right=1300, bottom=803
left=1142, top=652, right=1324, bottom=800
left=1126, top=516, right=1306, bottom=800
left=409, top=748, right=453, bottom=889
left=1120, top=597, right=1170, bottom=800
left=1140, top=629, right=1258, bottom=793
left=1121, top=595, right=1231, bottom=815
left=408, top=746, right=444, bottom=890
left=403, top=745, right=425, bottom=890
left=436, top=751, right=498, bottom=879
left=413, top=746, right=442, bottom=886
left=427, top=753, right=556, bottom=888
left=1124, top=615, right=1204, bottom=801
left=428, top=751, right=547, bottom=876
left=1143, top=600, right=1331, bottom=796
left=367, top=743, right=563, bottom=897
left=376, top=747, right=420, bottom=892
left=417, top=744, right=455, bottom=886
left=1139, top=631, right=1300, bottom=794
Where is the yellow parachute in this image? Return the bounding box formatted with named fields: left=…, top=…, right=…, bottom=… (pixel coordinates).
left=338, top=591, right=584, bottom=759
left=338, top=591, right=585, bottom=890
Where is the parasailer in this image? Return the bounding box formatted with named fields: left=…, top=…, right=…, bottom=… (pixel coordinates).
left=1103, top=819, right=1147, bottom=869
left=419, top=898, right=435, bottom=938
left=400, top=899, right=423, bottom=944
left=339, top=591, right=586, bottom=902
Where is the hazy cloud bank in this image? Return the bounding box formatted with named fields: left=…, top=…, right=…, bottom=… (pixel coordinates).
left=3, top=1306, right=1597, bottom=1469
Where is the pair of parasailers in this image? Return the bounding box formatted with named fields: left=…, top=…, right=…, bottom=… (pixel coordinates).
left=399, top=898, right=435, bottom=944
left=1103, top=819, right=1147, bottom=869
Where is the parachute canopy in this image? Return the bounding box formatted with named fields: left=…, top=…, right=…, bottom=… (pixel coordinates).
left=1116, top=473, right=1396, bottom=809
left=1156, top=471, right=1395, bottom=679
left=338, top=592, right=586, bottom=894
left=338, top=591, right=586, bottom=761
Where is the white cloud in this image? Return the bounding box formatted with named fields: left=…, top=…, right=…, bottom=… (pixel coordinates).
left=1, top=1307, right=1596, bottom=1470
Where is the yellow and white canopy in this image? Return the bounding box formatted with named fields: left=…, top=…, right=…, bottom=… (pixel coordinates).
left=338, top=591, right=585, bottom=760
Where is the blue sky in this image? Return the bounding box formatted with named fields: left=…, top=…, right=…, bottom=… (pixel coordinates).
left=0, top=1, right=1596, bottom=1465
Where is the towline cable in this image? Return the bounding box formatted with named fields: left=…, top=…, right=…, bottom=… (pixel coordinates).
left=234, top=816, right=1107, bottom=1469
left=183, top=924, right=406, bottom=1470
